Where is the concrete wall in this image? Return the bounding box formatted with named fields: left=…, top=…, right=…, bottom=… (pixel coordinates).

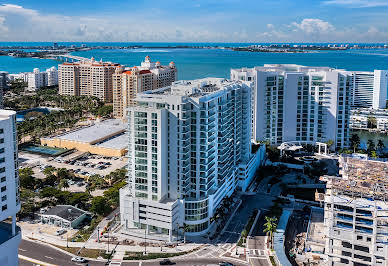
left=40, top=138, right=126, bottom=157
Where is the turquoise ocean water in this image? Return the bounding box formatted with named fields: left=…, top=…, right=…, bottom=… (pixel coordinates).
left=0, top=42, right=387, bottom=146
left=0, top=42, right=387, bottom=80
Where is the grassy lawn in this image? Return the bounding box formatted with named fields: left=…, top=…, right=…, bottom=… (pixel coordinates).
left=51, top=244, right=105, bottom=259
left=124, top=247, right=201, bottom=260
left=71, top=216, right=103, bottom=242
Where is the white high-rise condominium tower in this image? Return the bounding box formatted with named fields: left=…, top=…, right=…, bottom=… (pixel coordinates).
left=373, top=70, right=388, bottom=109
left=231, top=64, right=353, bottom=149
left=351, top=70, right=388, bottom=109
left=0, top=110, right=21, bottom=265
left=120, top=78, right=256, bottom=240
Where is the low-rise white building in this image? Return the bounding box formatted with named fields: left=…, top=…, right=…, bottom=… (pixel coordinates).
left=27, top=67, right=58, bottom=90
left=350, top=108, right=388, bottom=132
left=0, top=110, right=21, bottom=266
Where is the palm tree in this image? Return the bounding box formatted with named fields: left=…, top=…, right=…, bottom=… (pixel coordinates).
left=377, top=140, right=385, bottom=153
left=350, top=134, right=360, bottom=153
left=59, top=179, right=69, bottom=191
left=367, top=139, right=376, bottom=154
left=263, top=216, right=277, bottom=249
left=182, top=223, right=190, bottom=244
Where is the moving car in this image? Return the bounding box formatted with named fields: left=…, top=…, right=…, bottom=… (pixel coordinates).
left=219, top=262, right=234, bottom=266
left=71, top=257, right=87, bottom=263
left=160, top=259, right=175, bottom=265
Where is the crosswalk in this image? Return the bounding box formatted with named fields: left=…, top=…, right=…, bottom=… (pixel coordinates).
left=248, top=249, right=267, bottom=258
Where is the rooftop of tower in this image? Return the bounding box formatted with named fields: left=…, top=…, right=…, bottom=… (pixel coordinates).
left=141, top=78, right=241, bottom=98
left=232, top=64, right=353, bottom=74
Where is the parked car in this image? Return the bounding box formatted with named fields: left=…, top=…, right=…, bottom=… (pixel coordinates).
left=55, top=229, right=67, bottom=236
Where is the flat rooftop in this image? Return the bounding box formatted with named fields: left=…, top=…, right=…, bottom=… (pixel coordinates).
left=95, top=132, right=127, bottom=150
left=42, top=205, right=88, bottom=222
left=141, top=78, right=238, bottom=98
left=45, top=119, right=126, bottom=144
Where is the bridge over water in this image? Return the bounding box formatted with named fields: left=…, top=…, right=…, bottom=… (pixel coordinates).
left=46, top=54, right=90, bottom=63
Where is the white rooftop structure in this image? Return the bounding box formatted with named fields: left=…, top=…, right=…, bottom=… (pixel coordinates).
left=53, top=119, right=126, bottom=144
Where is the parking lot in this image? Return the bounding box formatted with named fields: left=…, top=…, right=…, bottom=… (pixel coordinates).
left=19, top=151, right=127, bottom=178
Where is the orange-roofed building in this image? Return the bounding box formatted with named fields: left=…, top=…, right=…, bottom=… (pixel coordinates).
left=112, top=56, right=177, bottom=119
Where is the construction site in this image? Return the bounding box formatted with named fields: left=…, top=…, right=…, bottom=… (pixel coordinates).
left=319, top=155, right=388, bottom=266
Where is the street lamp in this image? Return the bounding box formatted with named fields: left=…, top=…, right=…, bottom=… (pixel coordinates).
left=66, top=232, right=69, bottom=248
left=97, top=226, right=100, bottom=243
left=107, top=230, right=110, bottom=253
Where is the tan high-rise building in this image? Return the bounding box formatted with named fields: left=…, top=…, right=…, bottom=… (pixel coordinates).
left=112, top=56, right=177, bottom=118
left=58, top=57, right=121, bottom=102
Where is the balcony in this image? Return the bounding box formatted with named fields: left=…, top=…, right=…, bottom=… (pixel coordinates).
left=0, top=221, right=21, bottom=246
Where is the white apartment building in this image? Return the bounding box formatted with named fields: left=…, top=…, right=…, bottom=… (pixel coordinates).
left=113, top=56, right=177, bottom=118
left=321, top=156, right=388, bottom=266
left=46, top=66, right=58, bottom=87
left=350, top=108, right=388, bottom=131
left=27, top=67, right=58, bottom=90
left=120, top=78, right=263, bottom=241
left=373, top=70, right=388, bottom=109
left=0, top=110, right=21, bottom=265
left=350, top=70, right=388, bottom=109
left=28, top=68, right=46, bottom=90
left=58, top=58, right=120, bottom=102
left=231, top=64, right=352, bottom=149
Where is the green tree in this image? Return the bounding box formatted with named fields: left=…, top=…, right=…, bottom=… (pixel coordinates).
left=263, top=216, right=278, bottom=249
left=90, top=196, right=112, bottom=216
left=103, top=181, right=127, bottom=206
left=377, top=140, right=385, bottom=153
left=325, top=139, right=334, bottom=151
left=367, top=139, right=376, bottom=154
left=19, top=168, right=36, bottom=189
left=182, top=223, right=190, bottom=244
left=371, top=151, right=378, bottom=159
left=59, top=179, right=69, bottom=191
left=367, top=116, right=377, bottom=128
left=349, top=134, right=360, bottom=153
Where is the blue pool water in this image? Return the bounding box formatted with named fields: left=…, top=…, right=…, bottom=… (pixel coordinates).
left=16, top=108, right=51, bottom=122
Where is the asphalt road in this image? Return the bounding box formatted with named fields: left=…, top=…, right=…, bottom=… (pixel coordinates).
left=18, top=239, right=246, bottom=266
left=19, top=240, right=109, bottom=266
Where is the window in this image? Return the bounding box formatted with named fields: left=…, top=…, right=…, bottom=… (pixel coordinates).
left=0, top=186, right=5, bottom=192
left=1, top=205, right=7, bottom=211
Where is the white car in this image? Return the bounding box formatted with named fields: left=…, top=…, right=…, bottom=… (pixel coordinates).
left=71, top=257, right=87, bottom=263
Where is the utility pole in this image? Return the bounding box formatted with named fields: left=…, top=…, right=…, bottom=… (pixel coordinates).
left=66, top=232, right=69, bottom=248
left=144, top=227, right=147, bottom=254
left=97, top=227, right=100, bottom=243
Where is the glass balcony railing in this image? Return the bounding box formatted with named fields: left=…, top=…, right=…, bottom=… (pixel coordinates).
left=0, top=222, right=21, bottom=246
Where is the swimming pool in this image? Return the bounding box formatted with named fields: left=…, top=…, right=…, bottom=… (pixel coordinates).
left=22, top=145, right=68, bottom=156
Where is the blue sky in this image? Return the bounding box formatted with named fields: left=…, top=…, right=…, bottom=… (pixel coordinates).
left=0, top=0, right=387, bottom=42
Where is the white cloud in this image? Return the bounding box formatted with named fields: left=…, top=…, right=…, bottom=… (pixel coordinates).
left=291, top=19, right=335, bottom=34
left=0, top=3, right=233, bottom=42
left=0, top=4, right=386, bottom=42
left=322, top=0, right=388, bottom=8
